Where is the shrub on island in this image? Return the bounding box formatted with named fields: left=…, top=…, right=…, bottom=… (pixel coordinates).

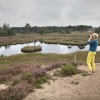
left=21, top=46, right=42, bottom=53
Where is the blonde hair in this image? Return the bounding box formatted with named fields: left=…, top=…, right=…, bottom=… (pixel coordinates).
left=92, top=33, right=98, bottom=39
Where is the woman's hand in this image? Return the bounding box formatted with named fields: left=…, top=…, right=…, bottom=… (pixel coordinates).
left=89, top=35, right=93, bottom=39
left=88, top=35, right=93, bottom=41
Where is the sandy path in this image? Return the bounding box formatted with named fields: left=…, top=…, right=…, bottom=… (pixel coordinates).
left=24, top=63, right=100, bottom=100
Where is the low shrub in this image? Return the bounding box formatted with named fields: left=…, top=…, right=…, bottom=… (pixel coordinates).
left=0, top=82, right=34, bottom=100
left=21, top=46, right=42, bottom=53
left=0, top=62, right=78, bottom=99
left=60, top=65, right=78, bottom=76
left=0, top=74, right=12, bottom=84
left=45, top=62, right=67, bottom=71
left=82, top=72, right=92, bottom=76
left=34, top=76, right=48, bottom=88
left=35, top=76, right=47, bottom=85
left=22, top=72, right=32, bottom=80
left=12, top=79, right=21, bottom=86
left=0, top=66, right=22, bottom=76
left=1, top=55, right=4, bottom=57
left=71, top=81, right=79, bottom=85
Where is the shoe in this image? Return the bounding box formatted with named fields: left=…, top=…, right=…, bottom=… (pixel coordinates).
left=87, top=71, right=92, bottom=75
left=92, top=70, right=96, bottom=73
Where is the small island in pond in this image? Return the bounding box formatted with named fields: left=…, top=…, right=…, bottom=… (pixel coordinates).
left=21, top=46, right=42, bottom=53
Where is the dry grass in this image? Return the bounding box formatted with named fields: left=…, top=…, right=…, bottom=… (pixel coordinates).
left=0, top=31, right=99, bottom=46
left=21, top=46, right=42, bottom=53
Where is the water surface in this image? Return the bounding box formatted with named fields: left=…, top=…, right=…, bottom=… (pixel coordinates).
left=0, top=41, right=100, bottom=56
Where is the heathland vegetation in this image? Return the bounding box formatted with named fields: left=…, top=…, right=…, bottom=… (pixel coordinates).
left=0, top=31, right=99, bottom=47
left=0, top=23, right=100, bottom=99
left=0, top=23, right=100, bottom=46
left=0, top=51, right=100, bottom=99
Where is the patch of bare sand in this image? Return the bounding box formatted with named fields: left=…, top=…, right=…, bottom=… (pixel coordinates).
left=0, top=84, right=9, bottom=91
left=24, top=63, right=100, bottom=100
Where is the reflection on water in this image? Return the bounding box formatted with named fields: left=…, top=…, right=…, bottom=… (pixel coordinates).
left=0, top=41, right=99, bottom=56
left=67, top=45, right=72, bottom=49
left=78, top=46, right=85, bottom=49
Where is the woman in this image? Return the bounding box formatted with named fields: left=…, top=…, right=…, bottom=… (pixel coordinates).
left=87, top=33, right=98, bottom=73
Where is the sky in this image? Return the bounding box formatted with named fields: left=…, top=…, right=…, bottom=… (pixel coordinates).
left=0, top=0, right=100, bottom=27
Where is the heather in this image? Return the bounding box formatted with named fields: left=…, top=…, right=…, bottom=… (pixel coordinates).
left=0, top=61, right=76, bottom=100
left=0, top=51, right=100, bottom=99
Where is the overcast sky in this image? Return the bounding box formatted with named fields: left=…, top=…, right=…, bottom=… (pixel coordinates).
left=0, top=0, right=100, bottom=27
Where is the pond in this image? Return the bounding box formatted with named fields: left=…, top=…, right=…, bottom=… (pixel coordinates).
left=0, top=41, right=100, bottom=56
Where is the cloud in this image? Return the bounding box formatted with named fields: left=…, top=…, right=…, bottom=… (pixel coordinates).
left=66, top=0, right=100, bottom=25
left=0, top=0, right=100, bottom=27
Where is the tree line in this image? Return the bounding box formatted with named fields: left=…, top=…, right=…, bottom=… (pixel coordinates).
left=11, top=24, right=93, bottom=34
left=95, top=27, right=100, bottom=33
left=0, top=23, right=94, bottom=36
left=0, top=23, right=15, bottom=36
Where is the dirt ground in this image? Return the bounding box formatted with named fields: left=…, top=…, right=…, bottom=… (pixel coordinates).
left=24, top=63, right=100, bottom=100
